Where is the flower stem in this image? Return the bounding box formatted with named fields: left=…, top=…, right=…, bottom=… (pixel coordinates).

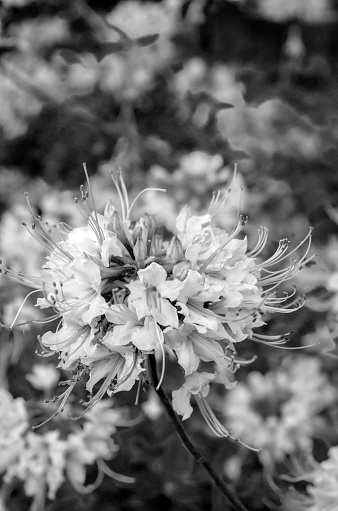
left=146, top=354, right=249, bottom=511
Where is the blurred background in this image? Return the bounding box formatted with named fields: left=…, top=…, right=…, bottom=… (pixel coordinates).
left=2, top=1, right=338, bottom=510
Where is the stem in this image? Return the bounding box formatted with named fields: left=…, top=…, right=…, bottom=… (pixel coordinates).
left=146, top=354, right=249, bottom=511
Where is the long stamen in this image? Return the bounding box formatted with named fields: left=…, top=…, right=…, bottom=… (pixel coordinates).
left=154, top=320, right=165, bottom=391
left=208, top=163, right=238, bottom=218
left=32, top=381, right=77, bottom=430
left=110, top=168, right=127, bottom=221
left=196, top=395, right=260, bottom=451
left=0, top=261, right=43, bottom=289
left=98, top=460, right=135, bottom=484
left=83, top=163, right=104, bottom=245
left=128, top=187, right=167, bottom=216
left=247, top=226, right=269, bottom=257
left=199, top=215, right=248, bottom=272
left=8, top=289, right=42, bottom=329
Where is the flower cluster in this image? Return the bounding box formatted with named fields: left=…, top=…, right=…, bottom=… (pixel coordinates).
left=224, top=355, right=336, bottom=469
left=282, top=447, right=338, bottom=510
left=245, top=0, right=334, bottom=23
left=72, top=0, right=181, bottom=102
left=0, top=169, right=312, bottom=440
left=230, top=0, right=335, bottom=23
left=0, top=387, right=123, bottom=509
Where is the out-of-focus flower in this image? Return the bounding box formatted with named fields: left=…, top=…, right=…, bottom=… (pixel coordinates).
left=101, top=0, right=179, bottom=100
left=61, top=0, right=181, bottom=102
left=0, top=61, right=49, bottom=139
left=65, top=400, right=120, bottom=491
left=256, top=0, right=335, bottom=23
left=224, top=355, right=336, bottom=468
left=141, top=389, right=162, bottom=420
left=2, top=0, right=36, bottom=7
left=282, top=447, right=338, bottom=510
left=0, top=168, right=312, bottom=442
left=141, top=152, right=247, bottom=232
left=1, top=389, right=123, bottom=506
left=0, top=388, right=29, bottom=473
left=9, top=17, right=69, bottom=53
left=0, top=204, right=47, bottom=274
left=296, top=235, right=338, bottom=314
left=174, top=58, right=245, bottom=108
left=39, top=189, right=85, bottom=228
left=5, top=430, right=67, bottom=501
left=218, top=99, right=323, bottom=163
left=26, top=364, right=60, bottom=392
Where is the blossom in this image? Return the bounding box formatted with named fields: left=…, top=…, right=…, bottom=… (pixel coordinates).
left=172, top=371, right=215, bottom=420
left=5, top=430, right=67, bottom=501
left=224, top=355, right=336, bottom=468
left=256, top=0, right=334, bottom=23
left=26, top=364, right=60, bottom=392
left=65, top=400, right=120, bottom=491
left=0, top=167, right=312, bottom=441
left=282, top=447, right=338, bottom=511
left=0, top=388, right=29, bottom=473
left=1, top=389, right=125, bottom=506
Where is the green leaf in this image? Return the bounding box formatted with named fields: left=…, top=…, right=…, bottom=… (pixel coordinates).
left=58, top=49, right=87, bottom=67
left=94, top=41, right=132, bottom=62
left=136, top=33, right=160, bottom=47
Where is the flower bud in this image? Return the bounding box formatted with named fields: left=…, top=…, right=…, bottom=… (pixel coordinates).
left=166, top=236, right=183, bottom=265
left=172, top=260, right=190, bottom=281
left=133, top=232, right=147, bottom=267
left=104, top=199, right=115, bottom=220
left=142, top=213, right=156, bottom=254
left=108, top=211, right=134, bottom=258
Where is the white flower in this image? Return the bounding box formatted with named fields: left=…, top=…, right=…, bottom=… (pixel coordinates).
left=0, top=168, right=311, bottom=440
left=0, top=388, right=29, bottom=473
left=26, top=364, right=60, bottom=391
left=172, top=371, right=215, bottom=420
left=224, top=355, right=336, bottom=468
left=283, top=446, right=338, bottom=510
left=257, top=0, right=334, bottom=22
left=5, top=430, right=67, bottom=500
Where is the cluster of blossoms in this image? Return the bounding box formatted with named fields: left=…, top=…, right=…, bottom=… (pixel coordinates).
left=295, top=215, right=338, bottom=352
left=0, top=14, right=73, bottom=139
left=0, top=169, right=312, bottom=441
left=282, top=447, right=338, bottom=510
left=224, top=355, right=336, bottom=469
left=174, top=57, right=245, bottom=110
left=62, top=0, right=181, bottom=103
left=256, top=0, right=334, bottom=23
left=0, top=384, right=124, bottom=510
left=231, top=0, right=334, bottom=23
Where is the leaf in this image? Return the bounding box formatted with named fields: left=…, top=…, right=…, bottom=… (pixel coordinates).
left=136, top=33, right=160, bottom=47
left=229, top=148, right=252, bottom=161
left=58, top=49, right=87, bottom=67
left=94, top=41, right=132, bottom=62
left=103, top=20, right=131, bottom=42
left=214, top=101, right=234, bottom=111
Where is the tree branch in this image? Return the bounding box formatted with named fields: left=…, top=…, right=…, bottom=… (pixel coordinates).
left=146, top=354, right=249, bottom=511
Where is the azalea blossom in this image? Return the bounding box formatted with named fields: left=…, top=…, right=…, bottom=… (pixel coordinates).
left=0, top=389, right=126, bottom=509
left=0, top=388, right=29, bottom=474
left=0, top=166, right=312, bottom=441
left=224, top=355, right=336, bottom=469
left=282, top=446, right=338, bottom=511
left=26, top=364, right=60, bottom=392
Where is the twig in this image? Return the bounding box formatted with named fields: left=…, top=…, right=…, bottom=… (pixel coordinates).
left=146, top=354, right=249, bottom=511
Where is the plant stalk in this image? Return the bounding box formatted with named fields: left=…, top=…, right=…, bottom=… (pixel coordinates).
left=146, top=354, right=249, bottom=511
